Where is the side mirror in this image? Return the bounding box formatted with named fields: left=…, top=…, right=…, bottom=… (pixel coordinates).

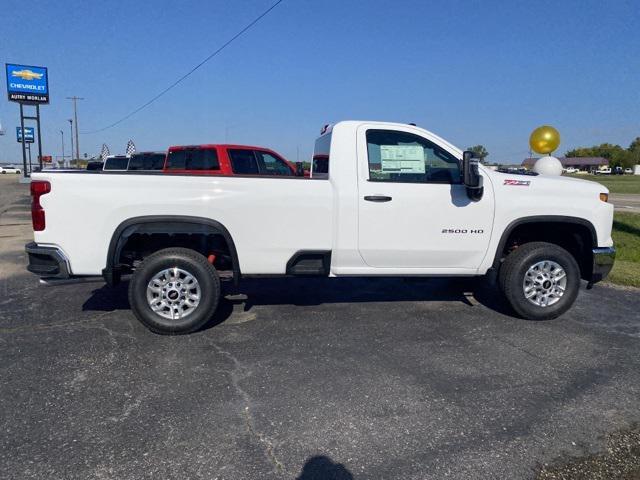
left=295, top=161, right=305, bottom=177
left=462, top=151, right=483, bottom=201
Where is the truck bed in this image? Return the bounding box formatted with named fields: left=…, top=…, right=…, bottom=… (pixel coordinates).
left=33, top=171, right=332, bottom=275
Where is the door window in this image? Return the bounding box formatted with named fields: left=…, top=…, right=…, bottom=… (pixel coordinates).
left=229, top=149, right=259, bottom=174
left=166, top=149, right=219, bottom=170
left=256, top=152, right=292, bottom=176
left=366, top=129, right=461, bottom=184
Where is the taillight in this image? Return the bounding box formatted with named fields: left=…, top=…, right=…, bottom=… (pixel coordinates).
left=30, top=180, right=51, bottom=231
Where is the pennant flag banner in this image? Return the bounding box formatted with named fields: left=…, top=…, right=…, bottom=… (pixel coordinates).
left=126, top=139, right=136, bottom=156
left=100, top=144, right=110, bottom=161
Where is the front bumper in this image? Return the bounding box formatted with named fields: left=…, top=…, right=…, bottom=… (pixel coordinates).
left=590, top=246, right=615, bottom=285
left=25, top=242, right=71, bottom=278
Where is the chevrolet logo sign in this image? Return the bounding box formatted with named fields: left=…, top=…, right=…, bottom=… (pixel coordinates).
left=11, top=69, right=43, bottom=81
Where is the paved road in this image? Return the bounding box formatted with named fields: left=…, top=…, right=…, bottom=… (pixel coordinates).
left=1, top=175, right=639, bottom=479
left=610, top=193, right=640, bottom=213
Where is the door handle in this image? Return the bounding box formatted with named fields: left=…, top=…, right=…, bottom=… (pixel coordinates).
left=364, top=195, right=392, bottom=202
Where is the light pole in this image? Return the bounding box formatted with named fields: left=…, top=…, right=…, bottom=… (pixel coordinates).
left=60, top=130, right=65, bottom=168
left=68, top=119, right=74, bottom=168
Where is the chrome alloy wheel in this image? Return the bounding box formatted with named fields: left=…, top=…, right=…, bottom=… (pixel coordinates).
left=146, top=267, right=201, bottom=320
left=522, top=260, right=567, bottom=307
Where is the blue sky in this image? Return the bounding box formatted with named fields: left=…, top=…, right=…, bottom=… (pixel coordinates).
left=1, top=0, right=638, bottom=165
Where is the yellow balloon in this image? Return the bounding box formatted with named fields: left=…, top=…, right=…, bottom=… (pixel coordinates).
left=529, top=125, right=561, bottom=154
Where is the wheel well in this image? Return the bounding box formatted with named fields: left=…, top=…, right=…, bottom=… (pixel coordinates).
left=104, top=216, right=240, bottom=285
left=495, top=220, right=595, bottom=280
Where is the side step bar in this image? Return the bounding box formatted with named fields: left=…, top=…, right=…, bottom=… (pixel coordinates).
left=286, top=250, right=332, bottom=276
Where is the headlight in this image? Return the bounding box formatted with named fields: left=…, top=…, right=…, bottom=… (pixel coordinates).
left=599, top=193, right=609, bottom=203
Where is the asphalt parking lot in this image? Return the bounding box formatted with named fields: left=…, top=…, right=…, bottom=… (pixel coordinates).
left=1, top=174, right=639, bottom=479
left=611, top=193, right=640, bottom=213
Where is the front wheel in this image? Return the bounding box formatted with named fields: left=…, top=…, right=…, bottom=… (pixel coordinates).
left=128, top=247, right=221, bottom=334
left=499, top=242, right=580, bottom=320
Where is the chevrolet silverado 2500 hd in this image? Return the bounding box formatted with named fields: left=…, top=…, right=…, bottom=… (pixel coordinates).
left=26, top=121, right=615, bottom=334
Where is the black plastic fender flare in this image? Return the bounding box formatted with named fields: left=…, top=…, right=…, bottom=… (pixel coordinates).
left=103, top=215, right=240, bottom=286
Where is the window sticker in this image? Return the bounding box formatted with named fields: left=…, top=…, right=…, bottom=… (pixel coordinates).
left=380, top=145, right=425, bottom=174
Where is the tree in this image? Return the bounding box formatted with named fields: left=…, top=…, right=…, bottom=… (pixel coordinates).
left=466, top=145, right=489, bottom=163
left=628, top=137, right=640, bottom=165
left=565, top=143, right=634, bottom=169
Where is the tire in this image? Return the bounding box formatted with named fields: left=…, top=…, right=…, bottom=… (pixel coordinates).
left=128, top=247, right=221, bottom=334
left=498, top=242, right=580, bottom=320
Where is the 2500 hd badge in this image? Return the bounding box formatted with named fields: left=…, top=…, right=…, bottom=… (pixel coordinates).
left=442, top=229, right=485, bottom=234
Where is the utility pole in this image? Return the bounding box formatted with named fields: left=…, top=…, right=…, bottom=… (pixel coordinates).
left=68, top=119, right=74, bottom=168
left=66, top=96, right=83, bottom=162
left=27, top=142, right=32, bottom=172
left=60, top=130, right=65, bottom=167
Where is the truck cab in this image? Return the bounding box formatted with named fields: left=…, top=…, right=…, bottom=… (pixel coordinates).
left=317, top=122, right=613, bottom=277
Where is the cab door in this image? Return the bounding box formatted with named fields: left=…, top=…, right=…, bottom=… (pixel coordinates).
left=357, top=125, right=494, bottom=270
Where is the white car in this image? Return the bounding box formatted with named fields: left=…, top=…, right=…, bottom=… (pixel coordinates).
left=563, top=167, right=578, bottom=174
left=25, top=120, right=616, bottom=334
left=595, top=168, right=611, bottom=175
left=624, top=168, right=633, bottom=174
left=0, top=165, right=22, bottom=174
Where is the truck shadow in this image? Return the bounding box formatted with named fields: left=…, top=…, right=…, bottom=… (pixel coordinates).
left=226, top=276, right=513, bottom=314
left=295, top=455, right=354, bottom=479
left=81, top=276, right=515, bottom=331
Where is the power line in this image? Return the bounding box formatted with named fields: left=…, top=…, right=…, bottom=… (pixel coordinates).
left=82, top=0, right=284, bottom=134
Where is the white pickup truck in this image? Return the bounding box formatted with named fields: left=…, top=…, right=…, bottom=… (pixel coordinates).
left=26, top=121, right=615, bottom=334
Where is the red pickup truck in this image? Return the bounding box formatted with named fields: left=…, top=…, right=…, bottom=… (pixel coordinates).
left=163, top=144, right=304, bottom=176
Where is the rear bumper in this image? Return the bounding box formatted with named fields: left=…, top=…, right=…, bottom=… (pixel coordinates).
left=25, top=242, right=71, bottom=279
left=590, top=246, right=615, bottom=284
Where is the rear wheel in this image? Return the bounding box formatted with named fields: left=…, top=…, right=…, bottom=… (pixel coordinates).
left=128, top=247, right=220, bottom=334
left=499, top=242, right=580, bottom=320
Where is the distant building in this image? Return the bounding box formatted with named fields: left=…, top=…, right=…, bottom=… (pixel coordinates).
left=522, top=157, right=608, bottom=173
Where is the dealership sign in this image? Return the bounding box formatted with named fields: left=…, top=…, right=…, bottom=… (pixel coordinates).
left=16, top=126, right=35, bottom=143
left=5, top=64, right=49, bottom=103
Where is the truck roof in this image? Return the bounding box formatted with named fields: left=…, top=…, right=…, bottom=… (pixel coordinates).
left=168, top=144, right=280, bottom=152
left=317, top=120, right=465, bottom=159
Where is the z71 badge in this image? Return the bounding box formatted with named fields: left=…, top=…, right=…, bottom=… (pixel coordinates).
left=504, top=179, right=531, bottom=186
